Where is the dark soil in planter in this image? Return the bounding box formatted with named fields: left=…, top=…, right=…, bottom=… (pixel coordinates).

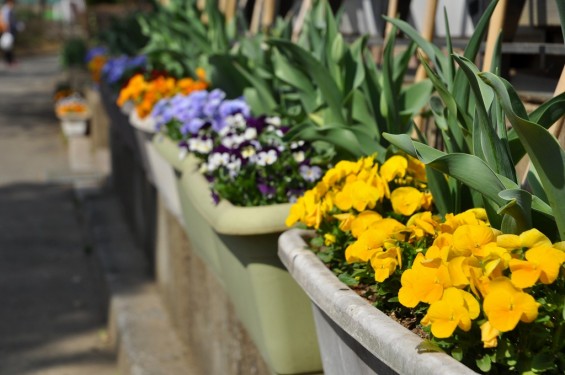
left=350, top=283, right=430, bottom=340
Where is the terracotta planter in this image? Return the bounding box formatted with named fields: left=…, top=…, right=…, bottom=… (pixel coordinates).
left=278, top=229, right=479, bottom=375
left=177, top=166, right=322, bottom=375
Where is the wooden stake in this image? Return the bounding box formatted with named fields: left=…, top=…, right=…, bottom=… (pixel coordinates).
left=250, top=0, right=264, bottom=34
left=225, top=0, right=237, bottom=22
left=413, top=0, right=438, bottom=132
left=376, top=0, right=399, bottom=64
left=483, top=0, right=508, bottom=72
left=292, top=0, right=312, bottom=42
left=414, top=0, right=438, bottom=82
left=261, top=0, right=276, bottom=29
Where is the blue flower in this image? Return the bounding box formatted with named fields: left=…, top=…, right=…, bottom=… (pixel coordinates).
left=218, top=98, right=250, bottom=119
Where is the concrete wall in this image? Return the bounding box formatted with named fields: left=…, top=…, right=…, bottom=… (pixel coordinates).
left=154, top=195, right=273, bottom=375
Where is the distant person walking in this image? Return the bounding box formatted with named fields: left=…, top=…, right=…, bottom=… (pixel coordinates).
left=0, top=0, right=17, bottom=66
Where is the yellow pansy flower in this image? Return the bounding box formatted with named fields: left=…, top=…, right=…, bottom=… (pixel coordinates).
left=480, top=321, right=499, bottom=348
left=483, top=277, right=539, bottom=332
left=324, top=233, right=336, bottom=246
left=370, top=246, right=401, bottom=282
left=350, top=211, right=383, bottom=238
left=345, top=218, right=404, bottom=263
left=452, top=224, right=496, bottom=258
left=334, top=180, right=381, bottom=212
left=509, top=245, right=565, bottom=288
left=398, top=253, right=451, bottom=308
left=406, top=154, right=427, bottom=182
left=390, top=187, right=423, bottom=216
left=406, top=211, right=438, bottom=239
left=421, top=287, right=480, bottom=338
left=497, top=228, right=552, bottom=251
left=379, top=155, right=408, bottom=182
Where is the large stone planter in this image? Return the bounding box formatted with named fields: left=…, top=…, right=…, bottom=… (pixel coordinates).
left=278, top=229, right=479, bottom=375
left=177, top=166, right=322, bottom=375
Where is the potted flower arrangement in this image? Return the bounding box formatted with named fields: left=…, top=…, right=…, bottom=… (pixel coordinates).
left=85, top=46, right=108, bottom=87
left=150, top=87, right=331, bottom=374
left=55, top=93, right=91, bottom=137
left=280, top=151, right=564, bottom=374
left=279, top=2, right=565, bottom=374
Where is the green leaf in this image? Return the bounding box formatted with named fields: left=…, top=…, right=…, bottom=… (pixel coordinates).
left=481, top=72, right=565, bottom=240
left=476, top=354, right=492, bottom=372
left=234, top=62, right=277, bottom=113
left=416, top=340, right=445, bottom=354
left=454, top=55, right=516, bottom=181
left=338, top=273, right=359, bottom=287
left=269, top=39, right=345, bottom=123
left=498, top=189, right=533, bottom=234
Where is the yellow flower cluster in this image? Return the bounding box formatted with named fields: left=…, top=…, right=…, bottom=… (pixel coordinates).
left=285, top=154, right=430, bottom=230
left=402, top=220, right=564, bottom=345
left=288, top=154, right=565, bottom=350
left=117, top=68, right=208, bottom=118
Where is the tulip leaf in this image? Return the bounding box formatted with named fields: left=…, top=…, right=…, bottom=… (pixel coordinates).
left=481, top=72, right=565, bottom=240
left=451, top=0, right=499, bottom=108
left=234, top=62, right=277, bottom=113
left=269, top=39, right=345, bottom=124
left=498, top=189, right=533, bottom=234
left=425, top=165, right=455, bottom=215
left=454, top=55, right=516, bottom=182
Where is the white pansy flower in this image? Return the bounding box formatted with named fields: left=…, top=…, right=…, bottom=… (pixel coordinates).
left=233, top=113, right=246, bottom=128
left=241, top=146, right=256, bottom=159
left=293, top=151, right=305, bottom=163
left=196, top=139, right=213, bottom=154
left=221, top=136, right=235, bottom=148
left=290, top=141, right=305, bottom=150
left=244, top=127, right=257, bottom=140
left=256, top=150, right=278, bottom=166
left=266, top=116, right=281, bottom=127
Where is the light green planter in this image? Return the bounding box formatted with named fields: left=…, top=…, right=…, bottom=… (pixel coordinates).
left=151, top=135, right=223, bottom=280
left=179, top=166, right=322, bottom=375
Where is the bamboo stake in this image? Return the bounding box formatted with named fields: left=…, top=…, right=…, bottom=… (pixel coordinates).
left=197, top=0, right=206, bottom=11
left=250, top=0, right=264, bottom=34
left=482, top=0, right=508, bottom=72
left=376, top=0, right=399, bottom=64
left=225, top=0, right=237, bottom=22
left=219, top=0, right=227, bottom=13
left=413, top=0, right=438, bottom=132
left=292, top=0, right=312, bottom=42
left=261, top=0, right=276, bottom=29
left=414, top=0, right=438, bottom=82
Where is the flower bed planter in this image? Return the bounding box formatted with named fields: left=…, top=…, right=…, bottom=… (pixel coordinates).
left=129, top=114, right=184, bottom=223
left=278, top=229, right=478, bottom=375
left=177, top=164, right=322, bottom=375
left=60, top=118, right=89, bottom=137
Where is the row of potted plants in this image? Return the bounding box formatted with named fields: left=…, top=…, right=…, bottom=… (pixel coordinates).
left=89, top=0, right=565, bottom=374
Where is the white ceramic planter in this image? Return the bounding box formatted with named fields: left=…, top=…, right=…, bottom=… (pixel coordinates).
left=177, top=165, right=322, bottom=375
left=278, top=229, right=479, bottom=375
left=60, top=119, right=88, bottom=137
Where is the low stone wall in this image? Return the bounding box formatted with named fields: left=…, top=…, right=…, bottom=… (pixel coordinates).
left=154, top=195, right=272, bottom=375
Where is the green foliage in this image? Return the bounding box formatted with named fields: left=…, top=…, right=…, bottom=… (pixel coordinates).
left=138, top=0, right=240, bottom=79
left=97, top=11, right=149, bottom=56
left=60, top=37, right=87, bottom=68
left=383, top=0, right=565, bottom=241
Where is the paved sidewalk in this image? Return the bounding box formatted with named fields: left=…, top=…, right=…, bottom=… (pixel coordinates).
left=0, top=55, right=116, bottom=375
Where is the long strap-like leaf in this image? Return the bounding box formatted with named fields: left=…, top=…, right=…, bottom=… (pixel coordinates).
left=481, top=72, right=565, bottom=241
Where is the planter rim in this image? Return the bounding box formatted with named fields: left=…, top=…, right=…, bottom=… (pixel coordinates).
left=129, top=111, right=157, bottom=134
left=180, top=161, right=292, bottom=236
left=151, top=134, right=191, bottom=172
left=278, top=229, right=479, bottom=375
